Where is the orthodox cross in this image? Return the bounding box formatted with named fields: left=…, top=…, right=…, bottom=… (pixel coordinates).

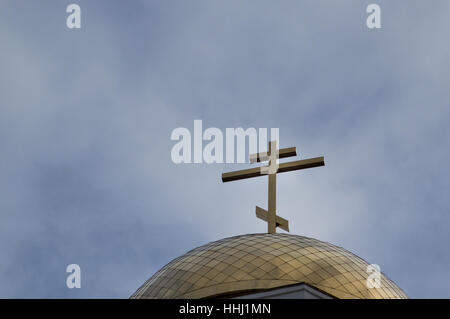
left=222, top=141, right=325, bottom=234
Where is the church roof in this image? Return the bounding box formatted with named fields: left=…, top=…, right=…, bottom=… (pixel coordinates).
left=131, top=233, right=407, bottom=299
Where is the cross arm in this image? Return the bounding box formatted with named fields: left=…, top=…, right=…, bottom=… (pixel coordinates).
left=222, top=166, right=263, bottom=182
left=250, top=147, right=297, bottom=163
left=256, top=206, right=289, bottom=232
left=222, top=156, right=324, bottom=182
left=277, top=156, right=325, bottom=174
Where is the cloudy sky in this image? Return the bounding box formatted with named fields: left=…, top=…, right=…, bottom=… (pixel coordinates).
left=1, top=0, right=449, bottom=298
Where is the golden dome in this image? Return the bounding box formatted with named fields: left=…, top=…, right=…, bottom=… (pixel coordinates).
left=131, top=233, right=407, bottom=299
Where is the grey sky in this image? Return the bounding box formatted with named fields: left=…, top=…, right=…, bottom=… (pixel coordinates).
left=0, top=1, right=449, bottom=298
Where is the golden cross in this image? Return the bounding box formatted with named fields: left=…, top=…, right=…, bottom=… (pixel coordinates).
left=222, top=141, right=325, bottom=234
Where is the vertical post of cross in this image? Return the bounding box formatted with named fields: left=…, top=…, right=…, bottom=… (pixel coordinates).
left=268, top=141, right=277, bottom=234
